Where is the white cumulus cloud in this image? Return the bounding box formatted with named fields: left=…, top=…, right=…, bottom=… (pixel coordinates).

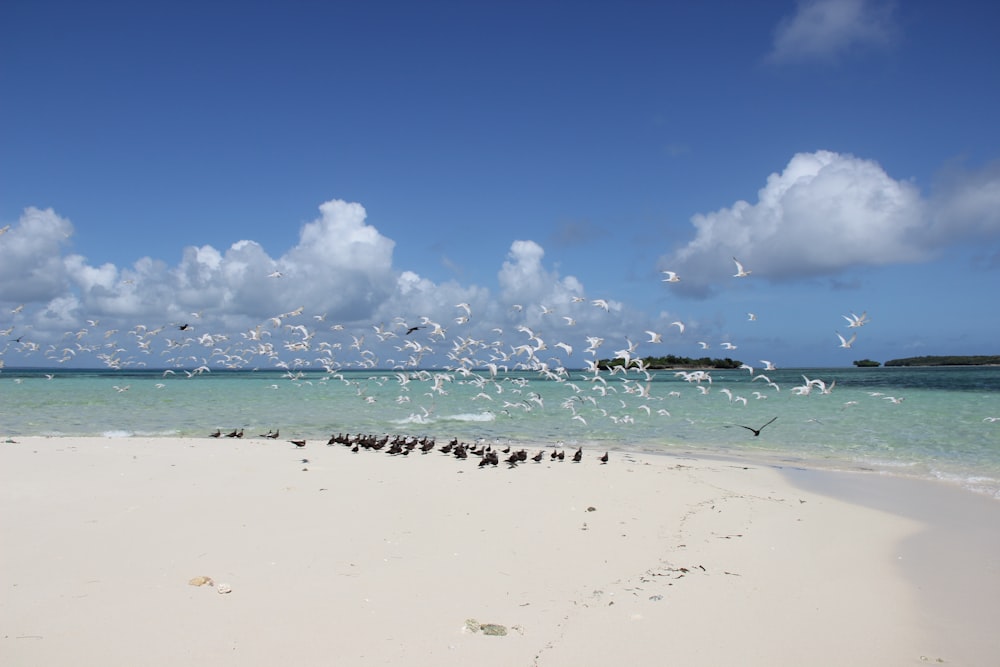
left=664, top=150, right=928, bottom=292
left=499, top=240, right=585, bottom=309
left=0, top=207, right=74, bottom=302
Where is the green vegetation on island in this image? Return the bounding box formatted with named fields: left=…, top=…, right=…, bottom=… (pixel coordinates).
left=597, top=355, right=743, bottom=370
left=852, top=359, right=881, bottom=367
left=883, top=355, right=1000, bottom=367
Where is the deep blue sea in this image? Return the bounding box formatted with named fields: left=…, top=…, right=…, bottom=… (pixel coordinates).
left=2, top=366, right=998, bottom=498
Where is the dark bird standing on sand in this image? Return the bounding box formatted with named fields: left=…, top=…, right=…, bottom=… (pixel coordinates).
left=209, top=429, right=221, bottom=438
left=736, top=416, right=778, bottom=437
left=599, top=452, right=609, bottom=464
left=572, top=446, right=583, bottom=463
left=290, top=439, right=306, bottom=447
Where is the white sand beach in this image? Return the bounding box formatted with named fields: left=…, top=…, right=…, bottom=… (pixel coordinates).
left=1, top=436, right=997, bottom=666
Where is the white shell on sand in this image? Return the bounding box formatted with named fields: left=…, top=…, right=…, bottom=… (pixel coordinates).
left=216, top=583, right=232, bottom=594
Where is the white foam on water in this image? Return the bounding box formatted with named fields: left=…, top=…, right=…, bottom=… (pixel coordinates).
left=441, top=412, right=497, bottom=423
left=393, top=413, right=435, bottom=425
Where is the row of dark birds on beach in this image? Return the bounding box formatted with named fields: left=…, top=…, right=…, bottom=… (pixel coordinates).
left=208, top=428, right=609, bottom=466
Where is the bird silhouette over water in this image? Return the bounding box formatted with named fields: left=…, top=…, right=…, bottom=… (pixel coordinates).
left=735, top=416, right=778, bottom=437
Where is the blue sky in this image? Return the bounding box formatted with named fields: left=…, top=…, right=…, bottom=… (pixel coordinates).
left=1, top=0, right=999, bottom=370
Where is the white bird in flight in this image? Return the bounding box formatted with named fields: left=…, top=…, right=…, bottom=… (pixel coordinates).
left=843, top=311, right=869, bottom=328
left=732, top=257, right=751, bottom=278
left=836, top=332, right=857, bottom=348
left=661, top=270, right=680, bottom=283
left=554, top=341, right=573, bottom=356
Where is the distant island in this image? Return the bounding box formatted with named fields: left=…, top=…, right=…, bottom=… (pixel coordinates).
left=597, top=355, right=743, bottom=370
left=883, top=355, right=1000, bottom=367
left=852, top=359, right=881, bottom=367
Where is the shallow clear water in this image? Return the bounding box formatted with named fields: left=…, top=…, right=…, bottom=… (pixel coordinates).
left=2, top=366, right=998, bottom=498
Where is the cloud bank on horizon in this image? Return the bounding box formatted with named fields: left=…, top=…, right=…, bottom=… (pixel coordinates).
left=2, top=149, right=998, bottom=369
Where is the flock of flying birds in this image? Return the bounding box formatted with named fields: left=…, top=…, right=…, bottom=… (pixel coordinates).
left=0, top=256, right=867, bottom=373
left=0, top=254, right=912, bottom=441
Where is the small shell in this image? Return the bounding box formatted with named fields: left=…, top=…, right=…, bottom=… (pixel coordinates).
left=216, top=583, right=232, bottom=594
left=188, top=576, right=214, bottom=587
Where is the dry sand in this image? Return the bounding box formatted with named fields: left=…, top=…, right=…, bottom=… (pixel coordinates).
left=1, top=436, right=997, bottom=666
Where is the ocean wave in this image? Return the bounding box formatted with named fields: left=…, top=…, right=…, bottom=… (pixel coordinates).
left=931, top=470, right=1000, bottom=499
left=851, top=456, right=920, bottom=469
left=440, top=412, right=497, bottom=423
left=393, top=414, right=435, bottom=425
left=132, top=429, right=183, bottom=437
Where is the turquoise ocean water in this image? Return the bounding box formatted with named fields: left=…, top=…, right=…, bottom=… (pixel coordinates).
left=1, top=366, right=998, bottom=498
